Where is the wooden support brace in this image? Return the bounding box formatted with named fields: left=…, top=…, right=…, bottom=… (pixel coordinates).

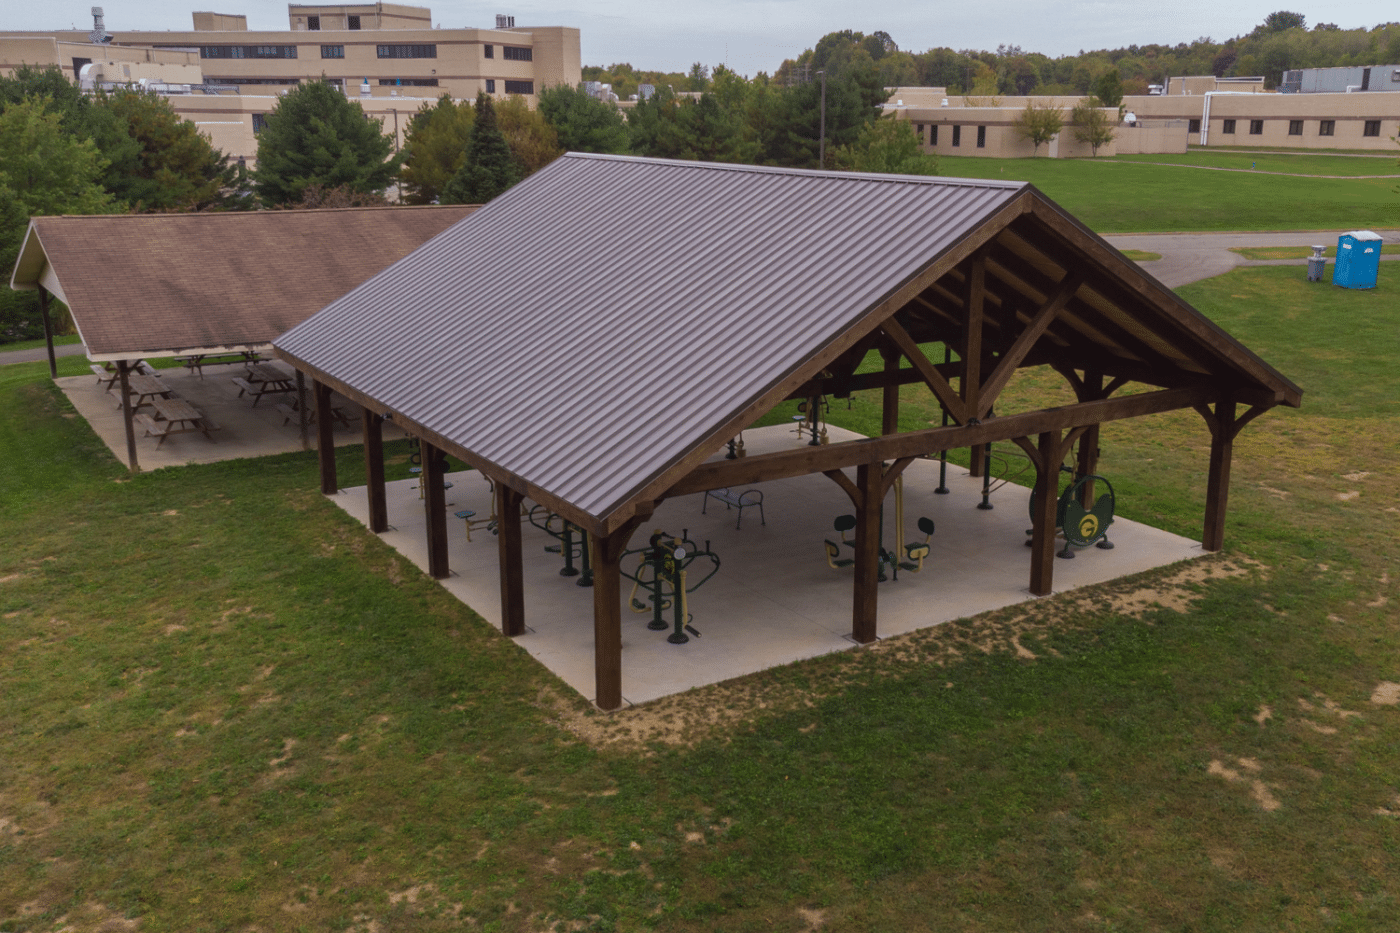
left=497, top=483, right=526, bottom=636
left=362, top=409, right=388, bottom=533
left=880, top=318, right=967, bottom=424
left=315, top=380, right=336, bottom=495
left=592, top=514, right=647, bottom=711
left=1027, top=429, right=1062, bottom=596
left=851, top=462, right=882, bottom=644
left=423, top=441, right=450, bottom=579
left=117, top=360, right=140, bottom=473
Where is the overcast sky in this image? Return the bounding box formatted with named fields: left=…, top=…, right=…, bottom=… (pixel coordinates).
left=15, top=2, right=1398, bottom=76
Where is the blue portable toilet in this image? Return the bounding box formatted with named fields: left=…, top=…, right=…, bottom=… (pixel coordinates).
left=1334, top=230, right=1382, bottom=289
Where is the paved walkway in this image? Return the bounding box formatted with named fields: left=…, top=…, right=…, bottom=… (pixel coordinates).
left=0, top=341, right=85, bottom=365
left=1103, top=229, right=1400, bottom=288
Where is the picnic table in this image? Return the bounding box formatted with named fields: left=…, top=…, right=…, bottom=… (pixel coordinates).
left=276, top=395, right=356, bottom=429
left=232, top=366, right=295, bottom=406
left=134, top=396, right=220, bottom=447
left=119, top=373, right=174, bottom=411
left=91, top=360, right=156, bottom=392
left=175, top=351, right=265, bottom=378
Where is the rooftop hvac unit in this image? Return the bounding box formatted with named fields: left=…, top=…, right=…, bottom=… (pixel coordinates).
left=496, top=15, right=515, bottom=28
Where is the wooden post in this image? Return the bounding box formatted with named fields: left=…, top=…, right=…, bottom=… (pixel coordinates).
left=591, top=518, right=645, bottom=711
left=296, top=370, right=309, bottom=451
left=880, top=346, right=900, bottom=437
left=116, top=360, right=139, bottom=473
left=314, top=380, right=337, bottom=495
left=38, top=286, right=57, bottom=379
left=423, top=442, right=449, bottom=578
left=851, top=461, right=881, bottom=643
left=1075, top=372, right=1103, bottom=507
left=1202, top=396, right=1236, bottom=552
left=1028, top=430, right=1061, bottom=596
left=497, top=482, right=525, bottom=636
left=362, top=409, right=387, bottom=533
left=963, top=253, right=986, bottom=477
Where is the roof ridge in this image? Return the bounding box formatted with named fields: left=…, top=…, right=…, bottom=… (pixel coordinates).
left=560, top=151, right=1027, bottom=190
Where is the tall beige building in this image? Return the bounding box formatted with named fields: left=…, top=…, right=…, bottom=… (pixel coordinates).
left=0, top=4, right=581, bottom=165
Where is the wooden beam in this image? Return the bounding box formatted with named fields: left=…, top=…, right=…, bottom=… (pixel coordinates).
left=1201, top=396, right=1235, bottom=552
left=423, top=442, right=449, bottom=579
left=664, top=385, right=1213, bottom=498
left=823, top=468, right=861, bottom=508
left=880, top=456, right=918, bottom=498
left=881, top=346, right=900, bottom=437
left=117, top=360, right=139, bottom=473
left=961, top=252, right=986, bottom=418
left=880, top=318, right=966, bottom=423
left=592, top=514, right=647, bottom=711
left=497, top=483, right=526, bottom=636
left=976, top=273, right=1082, bottom=419
left=296, top=370, right=309, bottom=451
left=362, top=410, right=387, bottom=533
left=851, top=462, right=881, bottom=644
left=38, top=286, right=56, bottom=379
left=315, top=380, right=337, bottom=495
left=1028, top=430, right=1061, bottom=596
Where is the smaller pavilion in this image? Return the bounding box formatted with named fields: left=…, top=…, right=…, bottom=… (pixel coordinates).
left=274, top=154, right=1302, bottom=710
left=9, top=205, right=476, bottom=470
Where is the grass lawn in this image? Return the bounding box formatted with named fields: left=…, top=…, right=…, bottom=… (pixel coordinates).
left=938, top=155, right=1400, bottom=233
left=1117, top=249, right=1161, bottom=262
left=2, top=267, right=1400, bottom=930
left=1116, top=150, right=1400, bottom=177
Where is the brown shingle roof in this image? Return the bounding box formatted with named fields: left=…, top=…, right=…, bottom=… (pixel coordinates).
left=10, top=205, right=477, bottom=359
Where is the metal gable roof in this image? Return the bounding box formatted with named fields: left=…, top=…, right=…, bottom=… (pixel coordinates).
left=276, top=154, right=1029, bottom=521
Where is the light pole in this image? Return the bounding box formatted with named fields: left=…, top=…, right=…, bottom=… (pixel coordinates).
left=817, top=69, right=826, bottom=169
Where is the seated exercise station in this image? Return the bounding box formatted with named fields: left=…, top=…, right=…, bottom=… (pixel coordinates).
left=274, top=154, right=1302, bottom=710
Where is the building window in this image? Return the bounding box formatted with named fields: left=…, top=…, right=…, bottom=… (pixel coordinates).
left=307, top=14, right=320, bottom=29
left=347, top=15, right=360, bottom=29
left=504, top=80, right=534, bottom=95
left=930, top=124, right=938, bottom=145
left=379, top=78, right=438, bottom=86
left=321, top=44, right=344, bottom=59
left=1364, top=120, right=1381, bottom=137
left=976, top=125, right=986, bottom=148
left=914, top=123, right=924, bottom=143
left=484, top=44, right=493, bottom=58
left=252, top=113, right=268, bottom=133
left=1188, top=118, right=1200, bottom=133
left=503, top=46, right=532, bottom=61
left=485, top=79, right=496, bottom=93
left=1319, top=120, right=1335, bottom=136
left=1222, top=119, right=1236, bottom=134
left=377, top=44, right=436, bottom=59
left=1288, top=120, right=1303, bottom=136
left=1249, top=119, right=1263, bottom=135
left=952, top=125, right=961, bottom=147
left=213, top=77, right=302, bottom=85
left=201, top=45, right=298, bottom=59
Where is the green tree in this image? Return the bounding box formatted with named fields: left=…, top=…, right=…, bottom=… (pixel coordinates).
left=1256, top=11, right=1306, bottom=35
left=441, top=92, right=519, bottom=204
left=253, top=80, right=399, bottom=207
left=830, top=116, right=938, bottom=175
left=1013, top=101, right=1064, bottom=156
left=1070, top=96, right=1116, bottom=157
left=0, top=64, right=140, bottom=204
left=1093, top=70, right=1124, bottom=107
left=96, top=89, right=235, bottom=211
left=686, top=62, right=710, bottom=92
left=537, top=84, right=628, bottom=153
left=0, top=97, right=114, bottom=340
left=399, top=94, right=475, bottom=204
left=496, top=95, right=562, bottom=176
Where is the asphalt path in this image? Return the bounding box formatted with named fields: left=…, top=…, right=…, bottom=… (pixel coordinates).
left=2, top=229, right=1397, bottom=365
left=1103, top=229, right=1400, bottom=288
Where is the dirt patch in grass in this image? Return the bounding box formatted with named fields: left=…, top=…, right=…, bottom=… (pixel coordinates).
left=546, top=554, right=1265, bottom=752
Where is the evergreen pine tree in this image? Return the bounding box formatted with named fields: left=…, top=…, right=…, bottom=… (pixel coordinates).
left=441, top=92, right=520, bottom=204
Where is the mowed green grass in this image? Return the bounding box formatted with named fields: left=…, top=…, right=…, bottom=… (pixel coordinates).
left=937, top=154, right=1400, bottom=233
left=1116, top=150, right=1400, bottom=177
left=3, top=268, right=1400, bottom=931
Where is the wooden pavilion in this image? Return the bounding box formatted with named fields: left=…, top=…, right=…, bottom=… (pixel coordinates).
left=8, top=205, right=476, bottom=471
left=273, top=154, right=1301, bottom=710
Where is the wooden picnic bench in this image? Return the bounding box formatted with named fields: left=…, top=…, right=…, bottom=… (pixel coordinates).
left=232, top=374, right=294, bottom=406
left=177, top=351, right=264, bottom=378
left=134, top=397, right=221, bottom=447
left=91, top=360, right=156, bottom=391
left=701, top=486, right=765, bottom=530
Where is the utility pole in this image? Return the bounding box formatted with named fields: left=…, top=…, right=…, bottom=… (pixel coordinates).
left=817, top=70, right=826, bottom=169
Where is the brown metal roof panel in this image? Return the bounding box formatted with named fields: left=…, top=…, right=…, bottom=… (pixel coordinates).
left=278, top=155, right=1027, bottom=519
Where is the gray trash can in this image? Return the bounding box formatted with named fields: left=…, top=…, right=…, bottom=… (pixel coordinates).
left=1307, top=244, right=1326, bottom=282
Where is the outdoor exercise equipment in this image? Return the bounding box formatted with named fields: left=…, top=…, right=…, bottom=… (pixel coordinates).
left=1026, top=465, right=1117, bottom=558
left=529, top=505, right=593, bottom=586
left=793, top=395, right=830, bottom=446
left=622, top=529, right=721, bottom=644
left=724, top=433, right=747, bottom=459
left=824, top=473, right=933, bottom=580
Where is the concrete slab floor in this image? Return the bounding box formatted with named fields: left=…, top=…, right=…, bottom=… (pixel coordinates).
left=329, top=425, right=1207, bottom=708
left=55, top=360, right=405, bottom=469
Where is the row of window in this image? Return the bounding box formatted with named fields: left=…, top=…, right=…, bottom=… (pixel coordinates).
left=201, top=45, right=298, bottom=59
left=376, top=44, right=436, bottom=59
left=307, top=14, right=361, bottom=29
left=486, top=79, right=534, bottom=94
left=1193, top=117, right=1384, bottom=137
left=915, top=124, right=987, bottom=148
left=222, top=76, right=533, bottom=93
